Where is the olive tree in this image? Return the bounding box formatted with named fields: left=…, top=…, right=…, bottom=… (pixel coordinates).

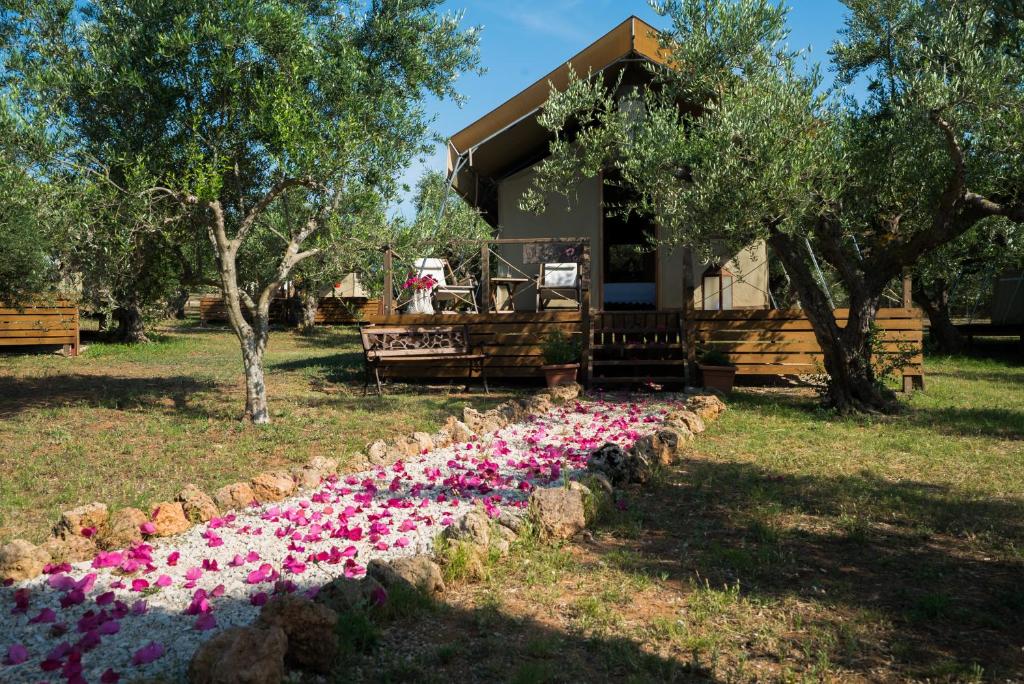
left=524, top=0, right=1024, bottom=412
left=7, top=0, right=480, bottom=422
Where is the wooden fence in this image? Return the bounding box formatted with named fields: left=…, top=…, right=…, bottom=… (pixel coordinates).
left=0, top=303, right=80, bottom=356
left=692, top=307, right=924, bottom=387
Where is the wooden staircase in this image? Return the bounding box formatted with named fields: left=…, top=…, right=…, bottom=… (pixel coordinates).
left=588, top=311, right=689, bottom=387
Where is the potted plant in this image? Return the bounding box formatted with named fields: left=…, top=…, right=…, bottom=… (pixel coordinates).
left=540, top=330, right=581, bottom=387
left=401, top=272, right=438, bottom=314
left=697, top=348, right=737, bottom=393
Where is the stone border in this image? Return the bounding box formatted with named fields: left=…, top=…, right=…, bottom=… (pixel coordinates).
left=0, top=384, right=581, bottom=585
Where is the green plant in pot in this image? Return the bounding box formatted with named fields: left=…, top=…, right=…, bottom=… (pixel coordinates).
left=540, top=330, right=581, bottom=388
left=697, top=348, right=737, bottom=393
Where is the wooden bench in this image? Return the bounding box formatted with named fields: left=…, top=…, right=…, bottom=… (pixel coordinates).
left=359, top=324, right=488, bottom=395
left=0, top=303, right=80, bottom=356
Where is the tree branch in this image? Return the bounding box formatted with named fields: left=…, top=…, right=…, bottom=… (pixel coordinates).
left=235, top=177, right=321, bottom=245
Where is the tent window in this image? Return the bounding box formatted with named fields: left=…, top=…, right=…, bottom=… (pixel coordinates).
left=702, top=265, right=733, bottom=311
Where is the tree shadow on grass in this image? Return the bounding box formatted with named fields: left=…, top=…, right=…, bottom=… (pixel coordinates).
left=595, top=457, right=1024, bottom=680
left=0, top=374, right=219, bottom=419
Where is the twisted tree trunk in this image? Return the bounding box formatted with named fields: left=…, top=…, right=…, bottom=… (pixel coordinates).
left=913, top=279, right=964, bottom=354
left=298, top=289, right=318, bottom=333
left=113, top=299, right=148, bottom=343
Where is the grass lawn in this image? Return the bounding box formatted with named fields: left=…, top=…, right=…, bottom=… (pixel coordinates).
left=0, top=321, right=518, bottom=543
left=1, top=326, right=1022, bottom=681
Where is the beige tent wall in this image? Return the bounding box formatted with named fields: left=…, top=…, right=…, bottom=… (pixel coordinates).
left=497, top=166, right=602, bottom=312
left=498, top=164, right=769, bottom=311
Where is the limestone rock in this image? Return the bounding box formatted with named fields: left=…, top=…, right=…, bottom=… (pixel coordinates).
left=655, top=426, right=692, bottom=460
left=529, top=487, right=586, bottom=539
left=316, top=575, right=386, bottom=613
left=367, top=555, right=445, bottom=597
left=443, top=417, right=473, bottom=443
left=544, top=382, right=581, bottom=404
left=431, top=430, right=453, bottom=450
left=214, top=482, right=257, bottom=511
left=443, top=508, right=490, bottom=548
left=687, top=394, right=726, bottom=422
left=496, top=399, right=527, bottom=425
left=176, top=485, right=219, bottom=523
left=463, top=407, right=504, bottom=435
left=666, top=409, right=705, bottom=435
left=250, top=472, right=296, bottom=503
left=97, top=507, right=147, bottom=550
left=494, top=523, right=518, bottom=544
left=366, top=439, right=403, bottom=467
left=290, top=467, right=322, bottom=490
left=306, top=455, right=338, bottom=476
left=392, top=435, right=422, bottom=458
left=410, top=432, right=434, bottom=454
left=257, top=594, right=338, bottom=674
left=150, top=501, right=191, bottom=537
left=497, top=509, right=528, bottom=534
left=41, top=535, right=96, bottom=564
left=53, top=502, right=108, bottom=540
left=0, top=539, right=50, bottom=581
left=187, top=625, right=287, bottom=684
left=588, top=442, right=650, bottom=486
left=631, top=433, right=672, bottom=467
left=525, top=394, right=553, bottom=416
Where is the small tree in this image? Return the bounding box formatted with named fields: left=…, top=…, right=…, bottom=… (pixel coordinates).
left=524, top=0, right=1024, bottom=412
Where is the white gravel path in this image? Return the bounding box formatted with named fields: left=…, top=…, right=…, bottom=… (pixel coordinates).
left=0, top=395, right=680, bottom=683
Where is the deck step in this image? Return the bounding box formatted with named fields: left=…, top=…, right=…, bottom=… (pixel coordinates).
left=591, top=359, right=685, bottom=366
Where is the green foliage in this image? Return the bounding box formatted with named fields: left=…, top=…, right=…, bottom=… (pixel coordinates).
left=0, top=153, right=58, bottom=306
left=540, top=329, right=581, bottom=366
left=698, top=348, right=732, bottom=367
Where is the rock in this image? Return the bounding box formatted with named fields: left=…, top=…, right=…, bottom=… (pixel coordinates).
left=581, top=472, right=614, bottom=496
left=588, top=442, right=650, bottom=485
left=529, top=487, right=586, bottom=539
left=366, top=440, right=403, bottom=467
left=250, top=472, right=296, bottom=502
left=666, top=409, right=705, bottom=435
left=525, top=394, right=553, bottom=416
left=187, top=624, right=287, bottom=684
left=257, top=594, right=338, bottom=674
left=492, top=536, right=511, bottom=558
left=494, top=523, right=518, bottom=544
left=463, top=407, right=503, bottom=435
left=0, top=539, right=50, bottom=581
left=443, top=508, right=490, bottom=548
left=631, top=434, right=671, bottom=467
left=687, top=394, right=726, bottom=422
left=410, top=431, right=434, bottom=454
left=150, top=501, right=191, bottom=537
left=497, top=510, right=528, bottom=534
left=544, top=382, right=581, bottom=404
left=367, top=555, right=445, bottom=597
left=53, top=502, right=108, bottom=540
left=306, top=455, right=338, bottom=476
left=214, top=482, right=257, bottom=510
left=316, top=575, right=386, bottom=613
left=97, top=507, right=147, bottom=550
left=176, top=485, right=218, bottom=523
left=346, top=452, right=371, bottom=471
left=393, top=435, right=422, bottom=458
left=41, top=535, right=96, bottom=564
left=443, top=417, right=473, bottom=443
left=431, top=430, right=453, bottom=450
left=655, top=426, right=692, bottom=460
left=290, top=467, right=322, bottom=489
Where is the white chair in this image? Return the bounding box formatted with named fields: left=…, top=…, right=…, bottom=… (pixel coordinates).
left=413, top=258, right=478, bottom=313
left=536, top=263, right=582, bottom=311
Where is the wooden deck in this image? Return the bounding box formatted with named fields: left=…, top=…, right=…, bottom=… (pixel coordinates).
left=365, top=307, right=925, bottom=387
left=0, top=303, right=80, bottom=356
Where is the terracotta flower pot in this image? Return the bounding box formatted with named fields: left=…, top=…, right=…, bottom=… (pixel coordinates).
left=698, top=364, right=737, bottom=393
left=542, top=363, right=579, bottom=388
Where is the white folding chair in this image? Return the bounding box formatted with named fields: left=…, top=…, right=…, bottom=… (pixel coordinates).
left=536, top=263, right=582, bottom=311
left=413, top=258, right=478, bottom=313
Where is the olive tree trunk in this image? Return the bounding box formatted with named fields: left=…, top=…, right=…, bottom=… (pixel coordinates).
left=113, top=299, right=148, bottom=343
left=768, top=232, right=896, bottom=414
left=298, top=289, right=319, bottom=333
left=913, top=279, right=964, bottom=354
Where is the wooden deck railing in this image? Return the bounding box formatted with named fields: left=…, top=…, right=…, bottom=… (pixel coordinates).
left=0, top=302, right=80, bottom=356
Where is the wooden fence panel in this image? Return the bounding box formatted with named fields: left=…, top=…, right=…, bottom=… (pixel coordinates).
left=0, top=303, right=79, bottom=356
left=691, top=308, right=924, bottom=379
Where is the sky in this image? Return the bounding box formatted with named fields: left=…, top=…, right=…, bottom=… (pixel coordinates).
left=394, top=0, right=855, bottom=217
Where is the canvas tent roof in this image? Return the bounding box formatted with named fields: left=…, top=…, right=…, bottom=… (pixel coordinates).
left=446, top=16, right=667, bottom=224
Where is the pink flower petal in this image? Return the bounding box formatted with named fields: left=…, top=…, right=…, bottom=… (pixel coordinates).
left=194, top=613, right=217, bottom=631
left=4, top=643, right=28, bottom=665
left=131, top=641, right=164, bottom=665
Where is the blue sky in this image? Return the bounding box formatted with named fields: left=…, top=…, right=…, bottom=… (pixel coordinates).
left=395, top=0, right=854, bottom=217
